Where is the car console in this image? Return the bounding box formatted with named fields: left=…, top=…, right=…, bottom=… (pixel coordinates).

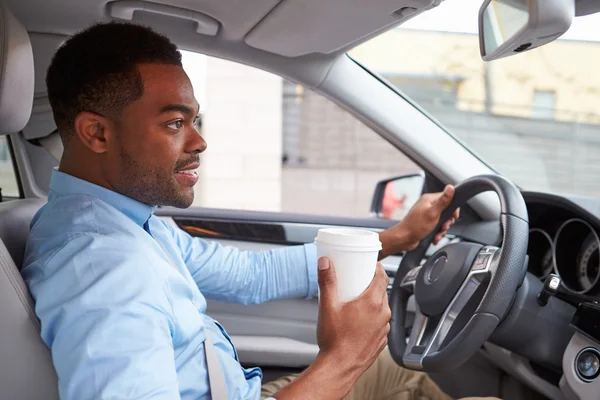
left=560, top=303, right=600, bottom=399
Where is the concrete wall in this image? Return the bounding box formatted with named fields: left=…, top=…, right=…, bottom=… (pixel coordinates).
left=437, top=106, right=600, bottom=197
left=280, top=86, right=422, bottom=217
left=281, top=168, right=419, bottom=218
left=281, top=88, right=600, bottom=216
left=183, top=30, right=600, bottom=219
left=350, top=29, right=600, bottom=123
left=192, top=57, right=283, bottom=212
left=185, top=53, right=422, bottom=218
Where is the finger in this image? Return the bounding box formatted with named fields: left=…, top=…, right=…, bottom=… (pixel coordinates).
left=433, top=232, right=444, bottom=245
left=317, top=257, right=338, bottom=308
left=378, top=335, right=389, bottom=354
left=382, top=303, right=392, bottom=323
left=363, top=263, right=388, bottom=300
left=380, top=281, right=389, bottom=305
left=383, top=320, right=391, bottom=337
left=453, top=208, right=460, bottom=220
left=374, top=263, right=389, bottom=295
left=376, top=317, right=390, bottom=351
left=440, top=220, right=452, bottom=232
left=377, top=268, right=390, bottom=304
left=432, top=185, right=455, bottom=210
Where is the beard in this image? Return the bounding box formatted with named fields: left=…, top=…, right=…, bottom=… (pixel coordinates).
left=115, top=147, right=197, bottom=208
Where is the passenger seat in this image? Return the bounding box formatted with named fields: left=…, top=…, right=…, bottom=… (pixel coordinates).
left=0, top=3, right=59, bottom=399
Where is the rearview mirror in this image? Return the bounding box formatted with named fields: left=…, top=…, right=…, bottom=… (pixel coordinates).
left=370, top=173, right=425, bottom=220
left=478, top=0, right=575, bottom=61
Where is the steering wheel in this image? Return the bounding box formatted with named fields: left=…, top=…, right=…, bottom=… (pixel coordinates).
left=388, top=174, right=529, bottom=372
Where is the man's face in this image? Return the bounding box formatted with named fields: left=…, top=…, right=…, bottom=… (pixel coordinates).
left=105, top=63, right=206, bottom=208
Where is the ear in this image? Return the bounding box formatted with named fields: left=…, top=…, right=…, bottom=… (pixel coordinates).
left=73, top=111, right=114, bottom=154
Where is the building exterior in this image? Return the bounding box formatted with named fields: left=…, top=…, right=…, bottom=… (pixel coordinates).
left=186, top=28, right=600, bottom=218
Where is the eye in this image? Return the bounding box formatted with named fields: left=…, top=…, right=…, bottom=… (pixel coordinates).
left=193, top=115, right=202, bottom=132
left=167, top=120, right=184, bottom=130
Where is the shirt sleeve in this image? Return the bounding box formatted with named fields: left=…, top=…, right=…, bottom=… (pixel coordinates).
left=164, top=222, right=319, bottom=304
left=24, top=234, right=180, bottom=400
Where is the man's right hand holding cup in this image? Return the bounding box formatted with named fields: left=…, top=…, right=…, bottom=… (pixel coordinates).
left=316, top=257, right=392, bottom=379
left=274, top=257, right=391, bottom=399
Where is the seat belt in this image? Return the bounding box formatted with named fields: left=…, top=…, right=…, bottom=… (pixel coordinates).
left=204, top=333, right=230, bottom=399
left=155, top=233, right=230, bottom=399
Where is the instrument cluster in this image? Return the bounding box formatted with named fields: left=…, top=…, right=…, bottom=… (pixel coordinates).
left=528, top=218, right=600, bottom=295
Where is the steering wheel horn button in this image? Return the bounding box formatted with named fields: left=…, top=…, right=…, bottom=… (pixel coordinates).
left=427, top=256, right=447, bottom=283
left=415, top=243, right=484, bottom=316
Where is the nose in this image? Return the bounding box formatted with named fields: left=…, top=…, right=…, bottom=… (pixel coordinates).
left=186, top=125, right=207, bottom=154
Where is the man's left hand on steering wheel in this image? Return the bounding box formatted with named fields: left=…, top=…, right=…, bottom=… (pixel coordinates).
left=380, top=185, right=460, bottom=260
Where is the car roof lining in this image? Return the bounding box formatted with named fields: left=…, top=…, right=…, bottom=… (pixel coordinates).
left=7, top=0, right=599, bottom=111
left=5, top=0, right=445, bottom=92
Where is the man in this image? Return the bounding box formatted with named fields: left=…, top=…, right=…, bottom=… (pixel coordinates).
left=22, top=22, right=486, bottom=400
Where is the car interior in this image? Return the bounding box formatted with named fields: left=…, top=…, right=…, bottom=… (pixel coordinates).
left=0, top=0, right=600, bottom=399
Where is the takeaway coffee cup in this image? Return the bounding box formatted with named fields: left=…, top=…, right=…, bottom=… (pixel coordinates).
left=314, top=228, right=382, bottom=302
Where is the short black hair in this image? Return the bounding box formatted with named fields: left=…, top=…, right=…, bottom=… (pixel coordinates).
left=46, top=22, right=183, bottom=143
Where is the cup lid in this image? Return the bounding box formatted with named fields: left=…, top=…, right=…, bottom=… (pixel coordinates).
left=315, top=228, right=382, bottom=249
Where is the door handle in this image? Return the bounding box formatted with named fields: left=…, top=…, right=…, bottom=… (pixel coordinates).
left=107, top=0, right=220, bottom=35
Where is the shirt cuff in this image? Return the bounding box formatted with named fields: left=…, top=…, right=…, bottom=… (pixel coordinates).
left=303, top=243, right=318, bottom=299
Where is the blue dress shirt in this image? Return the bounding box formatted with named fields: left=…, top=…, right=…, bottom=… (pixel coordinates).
left=22, top=169, right=318, bottom=399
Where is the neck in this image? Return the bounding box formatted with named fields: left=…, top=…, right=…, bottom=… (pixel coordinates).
left=59, top=145, right=116, bottom=193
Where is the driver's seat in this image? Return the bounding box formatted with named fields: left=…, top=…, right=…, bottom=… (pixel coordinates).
left=0, top=3, right=59, bottom=399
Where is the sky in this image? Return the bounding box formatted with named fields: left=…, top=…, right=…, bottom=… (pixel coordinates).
left=401, top=0, right=600, bottom=41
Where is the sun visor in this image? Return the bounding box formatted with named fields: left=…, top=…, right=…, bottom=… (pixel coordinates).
left=575, top=0, right=600, bottom=16
left=244, top=0, right=444, bottom=57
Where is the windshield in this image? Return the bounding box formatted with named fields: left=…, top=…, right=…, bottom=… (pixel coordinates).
left=350, top=0, right=600, bottom=198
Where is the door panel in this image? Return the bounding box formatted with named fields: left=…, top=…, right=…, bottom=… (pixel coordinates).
left=157, top=207, right=443, bottom=367
left=159, top=206, right=397, bottom=244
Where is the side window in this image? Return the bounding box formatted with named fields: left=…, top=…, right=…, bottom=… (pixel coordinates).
left=182, top=52, right=422, bottom=219
left=0, top=136, right=19, bottom=199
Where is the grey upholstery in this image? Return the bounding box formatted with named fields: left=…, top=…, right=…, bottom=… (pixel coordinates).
left=0, top=230, right=58, bottom=399
left=0, top=4, right=60, bottom=399
left=0, top=198, right=44, bottom=268
left=0, top=2, right=34, bottom=134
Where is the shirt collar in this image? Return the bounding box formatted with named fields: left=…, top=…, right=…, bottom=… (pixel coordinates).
left=49, top=168, right=156, bottom=228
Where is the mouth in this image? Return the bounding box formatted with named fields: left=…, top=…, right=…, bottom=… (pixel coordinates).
left=174, top=161, right=200, bottom=185
left=175, top=161, right=200, bottom=175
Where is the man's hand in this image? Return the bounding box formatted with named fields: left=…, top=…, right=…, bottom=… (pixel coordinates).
left=379, top=185, right=459, bottom=259
left=274, top=258, right=391, bottom=399
left=315, top=258, right=390, bottom=370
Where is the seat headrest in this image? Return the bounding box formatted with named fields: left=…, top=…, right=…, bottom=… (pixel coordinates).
left=0, top=4, right=33, bottom=134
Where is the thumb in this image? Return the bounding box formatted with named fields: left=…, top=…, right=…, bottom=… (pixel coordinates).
left=317, top=257, right=338, bottom=306
left=432, top=185, right=455, bottom=210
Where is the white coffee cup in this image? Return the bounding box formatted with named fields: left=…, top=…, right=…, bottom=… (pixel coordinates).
left=314, top=228, right=382, bottom=302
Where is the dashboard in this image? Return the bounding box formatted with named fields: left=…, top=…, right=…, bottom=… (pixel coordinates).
left=524, top=191, right=600, bottom=298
